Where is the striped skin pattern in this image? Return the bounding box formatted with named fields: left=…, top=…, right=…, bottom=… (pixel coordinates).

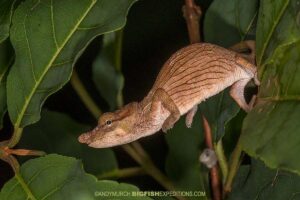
left=150, top=43, right=256, bottom=115
left=78, top=43, right=258, bottom=148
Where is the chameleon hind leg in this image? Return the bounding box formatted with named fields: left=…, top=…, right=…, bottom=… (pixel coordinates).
left=151, top=88, right=180, bottom=133
left=230, top=78, right=256, bottom=112
left=185, top=105, right=198, bottom=128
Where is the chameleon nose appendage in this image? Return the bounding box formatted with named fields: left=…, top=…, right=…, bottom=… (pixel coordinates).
left=78, top=132, right=92, bottom=144
left=78, top=125, right=101, bottom=144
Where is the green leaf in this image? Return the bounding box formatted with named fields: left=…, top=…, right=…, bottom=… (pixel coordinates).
left=255, top=0, right=294, bottom=67
left=228, top=159, right=300, bottom=200
left=7, top=0, right=136, bottom=128
left=199, top=89, right=239, bottom=140
left=0, top=0, right=18, bottom=43
left=240, top=0, right=300, bottom=175
left=165, top=112, right=209, bottom=200
left=92, top=31, right=124, bottom=110
left=18, top=110, right=118, bottom=176
left=0, top=154, right=152, bottom=200
left=0, top=39, right=14, bottom=128
left=204, top=0, right=258, bottom=47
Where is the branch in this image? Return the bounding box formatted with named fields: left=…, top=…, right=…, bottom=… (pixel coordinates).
left=183, top=0, right=202, bottom=43
left=224, top=140, right=243, bottom=194
left=215, top=141, right=229, bottom=181
left=7, top=127, right=23, bottom=148
left=202, top=116, right=221, bottom=200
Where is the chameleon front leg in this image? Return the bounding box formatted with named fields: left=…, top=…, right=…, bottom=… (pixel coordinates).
left=151, top=88, right=180, bottom=132
left=230, top=79, right=256, bottom=112
left=185, top=105, right=198, bottom=128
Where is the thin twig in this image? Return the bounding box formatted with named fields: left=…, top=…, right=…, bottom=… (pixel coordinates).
left=223, top=140, right=243, bottom=194
left=97, top=167, right=145, bottom=179
left=130, top=141, right=150, bottom=158
left=122, top=144, right=187, bottom=200
left=4, top=148, right=46, bottom=156
left=70, top=70, right=102, bottom=118
left=202, top=116, right=221, bottom=200
left=183, top=0, right=202, bottom=43
left=7, top=127, right=23, bottom=148
left=0, top=146, right=20, bottom=173
left=215, top=141, right=229, bottom=181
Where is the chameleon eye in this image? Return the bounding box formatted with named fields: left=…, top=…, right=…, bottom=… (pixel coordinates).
left=105, top=120, right=112, bottom=126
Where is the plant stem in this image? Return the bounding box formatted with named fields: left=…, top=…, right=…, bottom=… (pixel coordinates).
left=114, top=29, right=123, bottom=72
left=97, top=167, right=145, bottom=179
left=202, top=116, right=221, bottom=200
left=5, top=148, right=46, bottom=156
left=113, top=30, right=124, bottom=108
left=224, top=139, right=243, bottom=194
left=8, top=127, right=23, bottom=148
left=122, top=144, right=186, bottom=200
left=70, top=70, right=102, bottom=118
left=183, top=0, right=202, bottom=43
left=215, top=140, right=229, bottom=182
left=0, top=154, right=20, bottom=173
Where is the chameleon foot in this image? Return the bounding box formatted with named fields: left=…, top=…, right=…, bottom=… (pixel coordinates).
left=151, top=88, right=180, bottom=133
left=185, top=105, right=198, bottom=128
left=230, top=78, right=252, bottom=112
left=162, top=114, right=179, bottom=133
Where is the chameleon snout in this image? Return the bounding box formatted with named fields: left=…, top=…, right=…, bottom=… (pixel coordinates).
left=78, top=127, right=98, bottom=144
left=78, top=132, right=92, bottom=144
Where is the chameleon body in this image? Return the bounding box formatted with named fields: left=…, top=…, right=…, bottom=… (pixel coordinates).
left=78, top=43, right=259, bottom=148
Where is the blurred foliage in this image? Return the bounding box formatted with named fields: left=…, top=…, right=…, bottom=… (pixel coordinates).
left=0, top=0, right=299, bottom=199
left=93, top=31, right=124, bottom=110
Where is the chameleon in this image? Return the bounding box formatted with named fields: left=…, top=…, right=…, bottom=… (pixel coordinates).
left=78, top=42, right=259, bottom=148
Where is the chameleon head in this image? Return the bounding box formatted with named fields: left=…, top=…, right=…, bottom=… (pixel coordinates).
left=78, top=102, right=141, bottom=148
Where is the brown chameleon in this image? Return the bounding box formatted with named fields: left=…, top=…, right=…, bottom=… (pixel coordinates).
left=78, top=43, right=259, bottom=148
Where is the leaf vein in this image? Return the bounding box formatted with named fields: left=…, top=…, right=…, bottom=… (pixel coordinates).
left=23, top=22, right=37, bottom=83
left=50, top=0, right=58, bottom=49
left=14, top=0, right=97, bottom=127
left=257, top=0, right=290, bottom=66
